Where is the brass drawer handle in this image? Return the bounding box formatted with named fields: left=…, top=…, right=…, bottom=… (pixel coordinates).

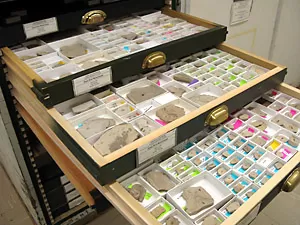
left=82, top=10, right=107, bottom=25
left=205, top=105, right=229, bottom=126
left=142, top=52, right=166, bottom=69
left=282, top=168, right=300, bottom=192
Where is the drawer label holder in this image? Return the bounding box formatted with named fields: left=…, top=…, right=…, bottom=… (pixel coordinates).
left=138, top=129, right=177, bottom=164
left=23, top=17, right=58, bottom=39
left=72, top=67, right=112, bottom=96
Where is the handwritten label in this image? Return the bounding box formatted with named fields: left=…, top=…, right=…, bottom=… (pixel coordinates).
left=231, top=0, right=253, bottom=25
left=23, top=17, right=58, bottom=39
left=138, top=129, right=177, bottom=164
left=72, top=67, right=112, bottom=96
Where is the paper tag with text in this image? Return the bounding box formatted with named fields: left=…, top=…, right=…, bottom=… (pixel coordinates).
left=138, top=129, right=177, bottom=164
left=23, top=17, right=58, bottom=39
left=72, top=67, right=112, bottom=96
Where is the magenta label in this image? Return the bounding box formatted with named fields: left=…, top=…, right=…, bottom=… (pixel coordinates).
left=248, top=128, right=255, bottom=133
left=233, top=120, right=243, bottom=130
left=156, top=119, right=167, bottom=126
left=284, top=148, right=291, bottom=154
left=156, top=80, right=161, bottom=86
left=272, top=91, right=278, bottom=96
left=290, top=109, right=297, bottom=116
left=262, top=136, right=269, bottom=141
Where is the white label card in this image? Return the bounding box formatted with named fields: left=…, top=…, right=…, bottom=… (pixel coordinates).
left=72, top=67, right=112, bottom=96
left=230, top=0, right=253, bottom=25
left=138, top=129, right=177, bottom=164
left=23, top=17, right=58, bottom=39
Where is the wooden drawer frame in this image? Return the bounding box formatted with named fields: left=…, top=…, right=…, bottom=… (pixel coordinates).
left=13, top=83, right=300, bottom=225
left=3, top=42, right=287, bottom=185
left=2, top=7, right=227, bottom=108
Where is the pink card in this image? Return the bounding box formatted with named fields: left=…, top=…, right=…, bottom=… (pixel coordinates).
left=262, top=136, right=269, bottom=141
left=290, top=109, right=297, bottom=116
left=233, top=120, right=243, bottom=130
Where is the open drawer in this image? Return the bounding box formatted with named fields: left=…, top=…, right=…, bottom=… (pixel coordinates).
left=106, top=83, right=300, bottom=225
left=13, top=81, right=300, bottom=225
left=4, top=43, right=287, bottom=185
left=2, top=7, right=227, bottom=108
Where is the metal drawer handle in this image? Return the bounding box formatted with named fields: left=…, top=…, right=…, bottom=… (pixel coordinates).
left=82, top=10, right=107, bottom=25
left=282, top=168, right=300, bottom=192
left=142, top=52, right=166, bottom=69
left=205, top=105, right=229, bottom=126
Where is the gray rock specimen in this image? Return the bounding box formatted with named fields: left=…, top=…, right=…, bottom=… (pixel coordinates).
left=233, top=183, right=244, bottom=193
left=288, top=136, right=299, bottom=147
left=216, top=130, right=226, bottom=138
left=261, top=176, right=270, bottom=185
left=226, top=201, right=240, bottom=214
left=222, top=151, right=230, bottom=158
left=242, top=162, right=251, bottom=170
left=121, top=32, right=138, bottom=40
left=238, top=113, right=250, bottom=121
left=254, top=152, right=263, bottom=160
left=190, top=95, right=217, bottom=106
left=182, top=187, right=214, bottom=215
left=173, top=73, right=194, bottom=83
left=249, top=171, right=258, bottom=179
left=234, top=140, right=244, bottom=148
left=274, top=162, right=283, bottom=170
left=156, top=104, right=185, bottom=123
left=193, top=157, right=202, bottom=166
left=151, top=205, right=166, bottom=218
left=167, top=86, right=186, bottom=97
left=217, top=167, right=227, bottom=176
left=269, top=103, right=283, bottom=111
left=243, top=145, right=252, bottom=153
left=128, top=184, right=146, bottom=202
left=127, top=85, right=165, bottom=104
left=188, top=149, right=198, bottom=158
left=251, top=120, right=267, bottom=131
left=241, top=130, right=254, bottom=138
left=228, top=133, right=236, bottom=141
left=224, top=176, right=234, bottom=185
left=135, top=118, right=153, bottom=136
left=290, top=103, right=300, bottom=110
left=72, top=100, right=97, bottom=114
left=206, top=163, right=216, bottom=171
left=252, top=137, right=267, bottom=146
left=20, top=55, right=37, bottom=61
left=246, top=191, right=255, bottom=198
left=94, top=124, right=139, bottom=156
left=145, top=171, right=175, bottom=192
left=77, top=117, right=115, bottom=138
left=166, top=216, right=180, bottom=225
left=60, top=43, right=87, bottom=59
left=276, top=135, right=288, bottom=143
left=276, top=151, right=284, bottom=158
left=114, top=105, right=131, bottom=116
left=250, top=107, right=267, bottom=117
left=230, top=157, right=239, bottom=165
left=203, top=215, right=221, bottom=225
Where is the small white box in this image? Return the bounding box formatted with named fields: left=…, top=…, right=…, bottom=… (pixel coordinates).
left=166, top=171, right=233, bottom=221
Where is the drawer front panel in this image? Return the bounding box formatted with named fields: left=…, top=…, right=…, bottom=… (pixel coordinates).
left=3, top=8, right=227, bottom=108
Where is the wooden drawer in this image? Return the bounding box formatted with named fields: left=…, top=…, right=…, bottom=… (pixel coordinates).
left=4, top=43, right=287, bottom=185
left=14, top=82, right=300, bottom=225
left=106, top=83, right=300, bottom=225
left=2, top=8, right=227, bottom=108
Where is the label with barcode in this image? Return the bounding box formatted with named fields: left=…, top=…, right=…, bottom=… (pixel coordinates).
left=138, top=129, right=177, bottom=164
left=23, top=17, right=58, bottom=39
left=72, top=67, right=112, bottom=96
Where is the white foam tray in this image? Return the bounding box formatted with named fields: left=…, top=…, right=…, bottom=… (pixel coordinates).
left=54, top=93, right=104, bottom=120
left=121, top=175, right=160, bottom=207
left=166, top=171, right=233, bottom=221
left=194, top=208, right=226, bottom=225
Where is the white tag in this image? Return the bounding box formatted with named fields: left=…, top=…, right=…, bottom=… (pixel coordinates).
left=72, top=67, right=112, bottom=96
left=230, top=0, right=253, bottom=25
left=23, top=17, right=58, bottom=39
left=138, top=129, right=177, bottom=164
